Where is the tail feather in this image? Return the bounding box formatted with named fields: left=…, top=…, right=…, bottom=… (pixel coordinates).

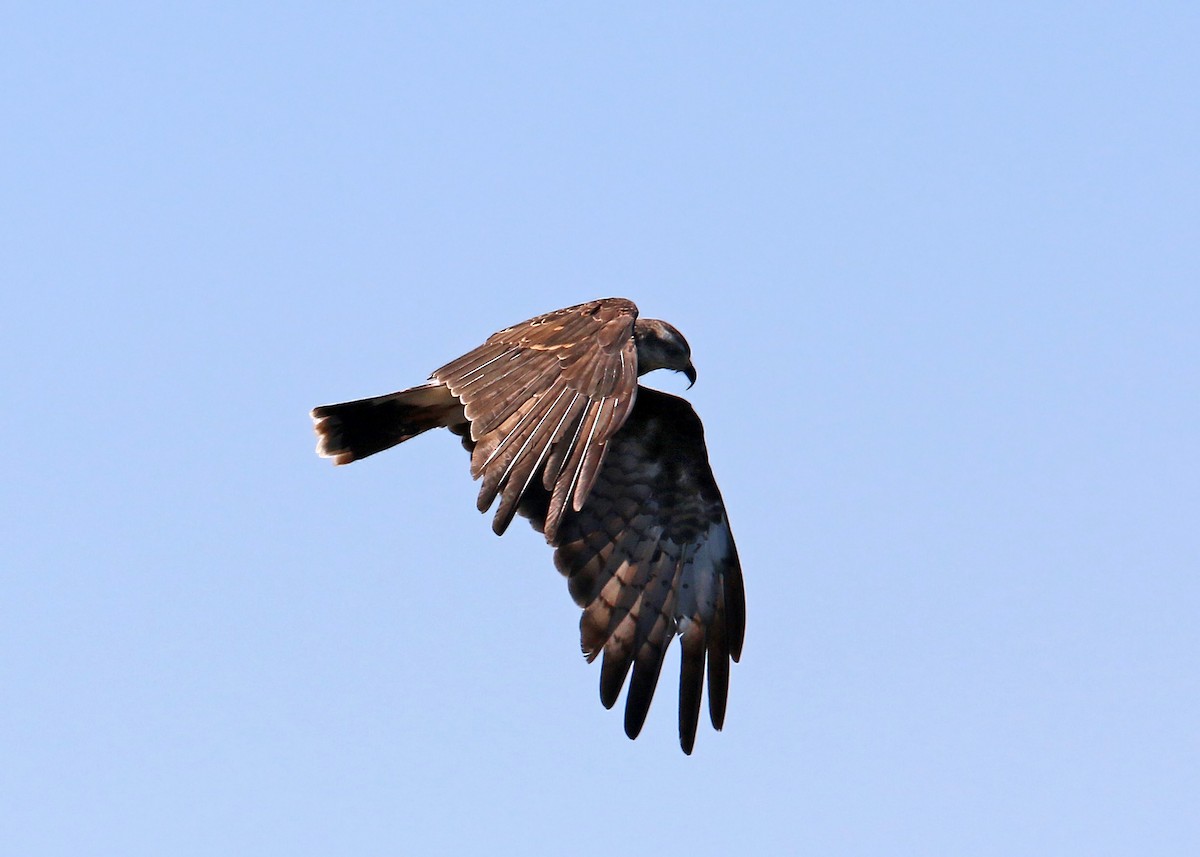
left=311, top=383, right=464, bottom=465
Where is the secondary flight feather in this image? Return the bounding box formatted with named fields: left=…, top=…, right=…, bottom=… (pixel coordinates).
left=311, top=297, right=745, bottom=753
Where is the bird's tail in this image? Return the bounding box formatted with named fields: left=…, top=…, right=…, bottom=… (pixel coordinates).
left=311, top=383, right=465, bottom=465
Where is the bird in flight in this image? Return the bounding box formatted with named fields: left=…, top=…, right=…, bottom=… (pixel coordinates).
left=311, top=298, right=745, bottom=753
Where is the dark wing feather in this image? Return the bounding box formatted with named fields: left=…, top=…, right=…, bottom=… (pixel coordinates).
left=517, top=387, right=745, bottom=754
left=433, top=298, right=640, bottom=539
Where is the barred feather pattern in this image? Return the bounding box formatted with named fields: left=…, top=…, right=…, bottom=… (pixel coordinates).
left=508, top=387, right=746, bottom=754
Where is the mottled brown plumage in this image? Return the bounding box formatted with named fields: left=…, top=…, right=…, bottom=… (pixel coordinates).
left=311, top=298, right=743, bottom=753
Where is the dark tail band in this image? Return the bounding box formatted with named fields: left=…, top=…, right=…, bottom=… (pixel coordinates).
left=311, top=383, right=464, bottom=465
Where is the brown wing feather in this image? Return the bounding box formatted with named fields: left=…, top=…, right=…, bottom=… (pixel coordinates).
left=517, top=386, right=745, bottom=754
left=433, top=298, right=640, bottom=538
left=678, top=621, right=707, bottom=754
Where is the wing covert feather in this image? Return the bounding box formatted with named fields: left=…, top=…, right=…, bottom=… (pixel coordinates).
left=433, top=298, right=640, bottom=537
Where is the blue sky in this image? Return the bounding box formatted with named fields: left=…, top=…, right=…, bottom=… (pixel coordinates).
left=3, top=3, right=1197, bottom=855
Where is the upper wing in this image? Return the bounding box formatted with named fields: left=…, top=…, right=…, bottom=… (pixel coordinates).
left=517, top=387, right=746, bottom=754
left=433, top=297, right=641, bottom=539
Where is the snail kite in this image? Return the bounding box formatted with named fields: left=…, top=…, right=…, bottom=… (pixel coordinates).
left=311, top=298, right=745, bottom=753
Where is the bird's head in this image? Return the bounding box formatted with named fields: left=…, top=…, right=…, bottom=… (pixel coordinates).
left=633, top=318, right=697, bottom=387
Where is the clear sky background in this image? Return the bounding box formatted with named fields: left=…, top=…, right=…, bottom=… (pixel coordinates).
left=3, top=4, right=1197, bottom=855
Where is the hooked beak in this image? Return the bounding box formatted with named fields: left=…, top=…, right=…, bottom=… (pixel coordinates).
left=683, top=363, right=697, bottom=389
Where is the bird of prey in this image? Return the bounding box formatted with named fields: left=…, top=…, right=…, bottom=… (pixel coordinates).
left=311, top=297, right=745, bottom=754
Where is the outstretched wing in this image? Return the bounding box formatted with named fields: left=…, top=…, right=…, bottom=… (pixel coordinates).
left=433, top=298, right=641, bottom=539
left=516, top=387, right=746, bottom=754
